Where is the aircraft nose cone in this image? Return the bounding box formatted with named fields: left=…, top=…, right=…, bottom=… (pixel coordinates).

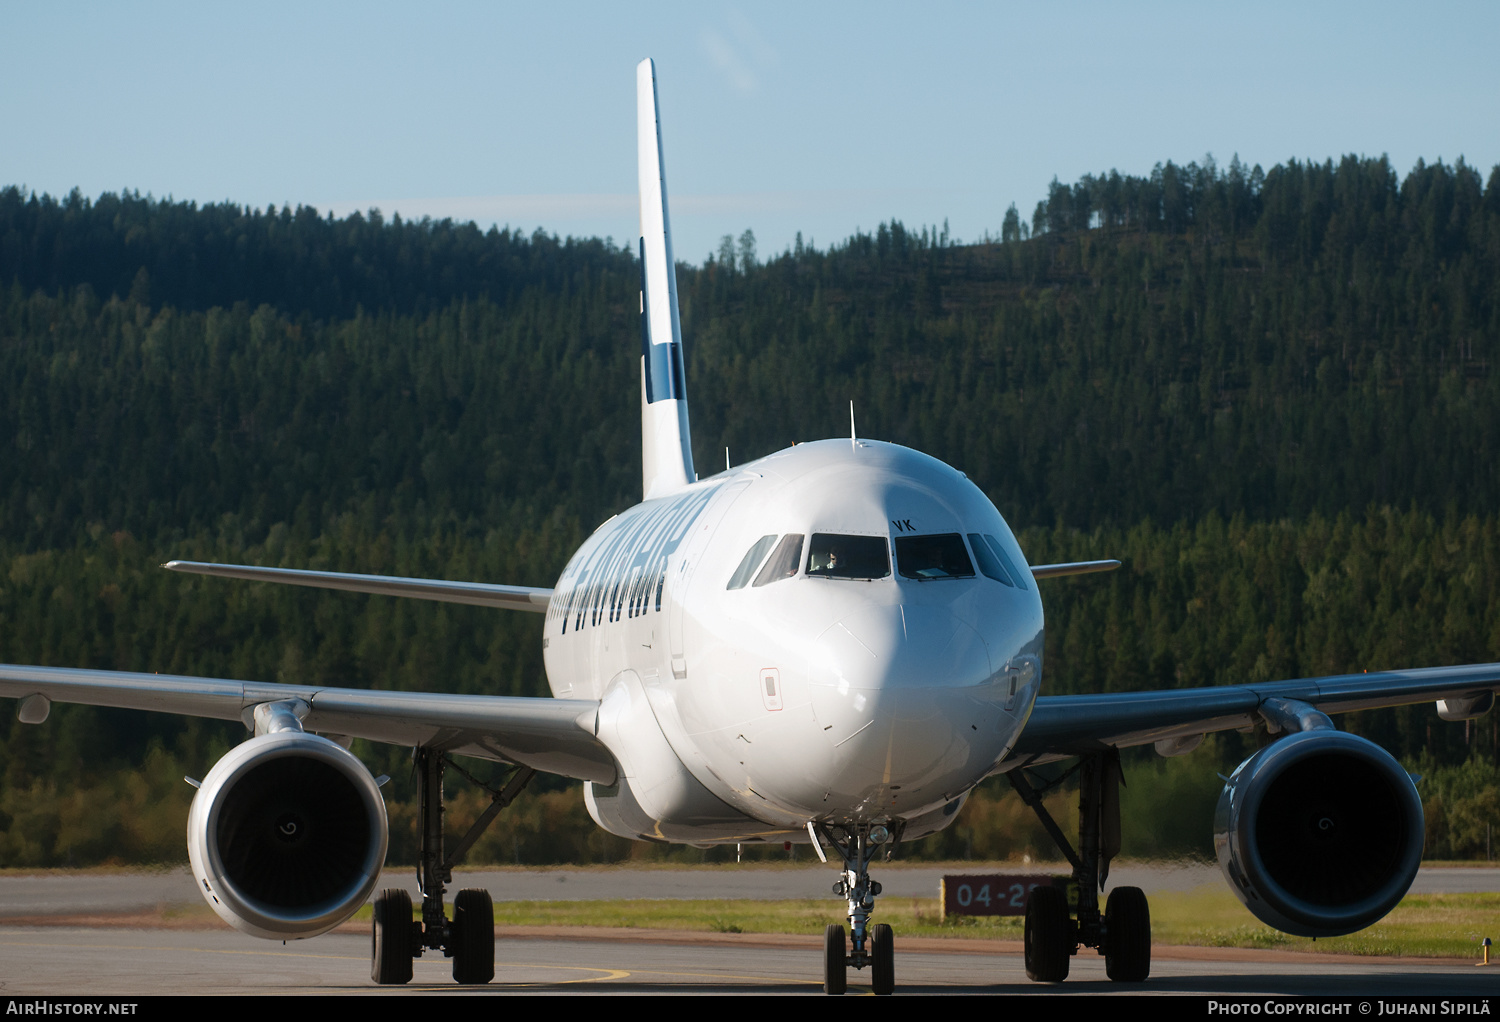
left=805, top=605, right=1008, bottom=803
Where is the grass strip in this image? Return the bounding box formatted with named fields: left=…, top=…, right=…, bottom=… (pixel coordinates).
left=348, top=890, right=1498, bottom=959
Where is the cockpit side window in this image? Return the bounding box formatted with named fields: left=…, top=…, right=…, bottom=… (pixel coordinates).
left=982, top=534, right=1029, bottom=590
left=895, top=533, right=975, bottom=580
left=751, top=533, right=804, bottom=587
left=967, top=532, right=1015, bottom=587
left=727, top=534, right=779, bottom=590
left=806, top=534, right=890, bottom=580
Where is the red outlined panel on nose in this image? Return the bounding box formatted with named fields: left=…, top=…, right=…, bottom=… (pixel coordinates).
left=760, top=668, right=783, bottom=711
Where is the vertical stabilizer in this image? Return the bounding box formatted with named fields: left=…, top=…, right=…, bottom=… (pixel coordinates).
left=637, top=58, right=696, bottom=501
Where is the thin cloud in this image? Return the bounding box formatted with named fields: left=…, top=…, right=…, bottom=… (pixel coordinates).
left=726, top=7, right=777, bottom=68
left=701, top=27, right=758, bottom=94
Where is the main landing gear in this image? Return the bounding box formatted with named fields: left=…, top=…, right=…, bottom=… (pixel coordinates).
left=371, top=747, right=535, bottom=985
left=1010, top=749, right=1151, bottom=983
left=813, top=821, right=901, bottom=995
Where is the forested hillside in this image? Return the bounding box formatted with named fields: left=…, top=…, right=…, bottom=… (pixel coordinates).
left=1, top=153, right=1497, bottom=865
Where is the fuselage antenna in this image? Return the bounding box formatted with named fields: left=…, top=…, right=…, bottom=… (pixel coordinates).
left=850, top=400, right=857, bottom=452
left=725, top=446, right=731, bottom=471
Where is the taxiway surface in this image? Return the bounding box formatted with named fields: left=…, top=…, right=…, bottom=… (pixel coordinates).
left=0, top=925, right=1494, bottom=996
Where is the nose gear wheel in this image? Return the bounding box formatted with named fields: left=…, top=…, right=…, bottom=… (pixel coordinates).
left=823, top=923, right=847, bottom=994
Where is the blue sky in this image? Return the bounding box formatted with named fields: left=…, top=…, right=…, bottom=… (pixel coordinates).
left=4, top=2, right=1497, bottom=264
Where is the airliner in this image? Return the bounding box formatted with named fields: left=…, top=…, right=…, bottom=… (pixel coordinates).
left=2, top=59, right=1497, bottom=994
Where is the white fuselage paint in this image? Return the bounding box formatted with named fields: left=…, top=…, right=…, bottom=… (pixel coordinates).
left=542, top=439, right=1044, bottom=845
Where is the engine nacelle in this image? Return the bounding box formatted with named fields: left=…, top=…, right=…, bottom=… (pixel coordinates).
left=1214, top=729, right=1423, bottom=938
left=187, top=731, right=388, bottom=940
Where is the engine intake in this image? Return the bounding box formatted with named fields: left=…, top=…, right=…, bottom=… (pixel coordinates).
left=188, top=731, right=388, bottom=940
left=1214, top=729, right=1422, bottom=938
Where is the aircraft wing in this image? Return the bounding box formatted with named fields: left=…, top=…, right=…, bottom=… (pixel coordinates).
left=998, top=662, right=1500, bottom=769
left=0, top=664, right=614, bottom=784
left=1029, top=559, right=1121, bottom=579
left=164, top=560, right=553, bottom=613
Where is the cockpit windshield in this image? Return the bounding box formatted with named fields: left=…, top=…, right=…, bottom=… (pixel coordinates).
left=894, top=533, right=975, bottom=580
left=726, top=534, right=779, bottom=590
left=806, top=534, right=890, bottom=580
left=967, top=532, right=1015, bottom=587
left=752, top=533, right=804, bottom=587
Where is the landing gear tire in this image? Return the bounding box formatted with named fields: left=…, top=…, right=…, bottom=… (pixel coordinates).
left=371, top=888, right=413, bottom=985
left=1104, top=885, right=1151, bottom=982
left=823, top=924, right=847, bottom=995
left=1024, top=885, right=1072, bottom=983
left=451, top=888, right=495, bottom=984
left=870, top=922, right=894, bottom=995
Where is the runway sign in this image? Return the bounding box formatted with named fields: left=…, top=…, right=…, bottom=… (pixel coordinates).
left=939, top=874, right=1073, bottom=919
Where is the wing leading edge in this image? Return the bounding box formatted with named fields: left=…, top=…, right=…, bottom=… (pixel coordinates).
left=0, top=664, right=613, bottom=784
left=1029, top=559, right=1121, bottom=579
left=164, top=560, right=552, bottom=613
left=999, top=661, right=1500, bottom=770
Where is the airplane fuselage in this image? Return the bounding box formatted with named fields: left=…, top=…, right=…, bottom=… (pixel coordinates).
left=542, top=439, right=1044, bottom=841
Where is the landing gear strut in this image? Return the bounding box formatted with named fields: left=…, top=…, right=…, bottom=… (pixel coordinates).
left=1010, top=749, right=1151, bottom=983
left=814, top=821, right=900, bottom=995
left=370, top=747, right=534, bottom=985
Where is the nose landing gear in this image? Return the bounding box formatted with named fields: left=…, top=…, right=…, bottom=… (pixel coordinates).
left=814, top=822, right=899, bottom=995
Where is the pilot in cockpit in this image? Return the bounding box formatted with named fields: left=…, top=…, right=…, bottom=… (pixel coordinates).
left=811, top=545, right=842, bottom=575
